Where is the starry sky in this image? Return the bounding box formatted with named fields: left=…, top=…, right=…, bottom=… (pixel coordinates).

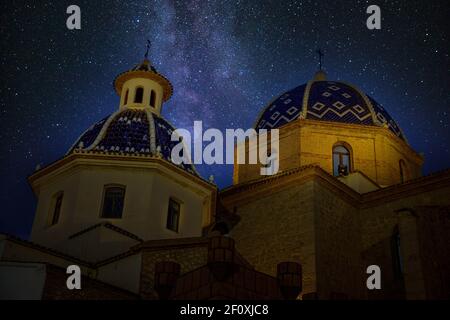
left=1, top=0, right=449, bottom=238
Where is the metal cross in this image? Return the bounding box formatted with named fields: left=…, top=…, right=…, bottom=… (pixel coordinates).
left=144, top=39, right=151, bottom=59
left=316, top=48, right=324, bottom=70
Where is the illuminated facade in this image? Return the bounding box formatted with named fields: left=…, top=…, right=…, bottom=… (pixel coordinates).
left=221, top=71, right=450, bottom=299
left=26, top=57, right=216, bottom=262
left=234, top=71, right=422, bottom=187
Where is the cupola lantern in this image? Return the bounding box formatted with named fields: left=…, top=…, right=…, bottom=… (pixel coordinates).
left=113, top=41, right=173, bottom=115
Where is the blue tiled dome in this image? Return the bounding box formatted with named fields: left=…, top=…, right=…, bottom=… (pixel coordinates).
left=255, top=80, right=406, bottom=141
left=68, top=109, right=197, bottom=175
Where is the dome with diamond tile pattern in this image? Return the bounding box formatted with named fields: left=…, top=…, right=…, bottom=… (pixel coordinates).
left=255, top=74, right=406, bottom=141
left=67, top=109, right=197, bottom=176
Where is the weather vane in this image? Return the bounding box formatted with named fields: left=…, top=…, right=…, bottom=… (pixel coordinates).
left=316, top=48, right=324, bottom=70
left=144, top=39, right=151, bottom=59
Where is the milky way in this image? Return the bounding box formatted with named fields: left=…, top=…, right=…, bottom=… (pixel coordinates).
left=1, top=0, right=449, bottom=237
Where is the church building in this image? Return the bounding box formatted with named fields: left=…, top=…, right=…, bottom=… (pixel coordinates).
left=1, top=53, right=449, bottom=300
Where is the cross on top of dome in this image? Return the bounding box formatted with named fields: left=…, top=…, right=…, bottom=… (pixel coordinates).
left=144, top=39, right=151, bottom=60
left=113, top=42, right=173, bottom=102
left=316, top=48, right=324, bottom=71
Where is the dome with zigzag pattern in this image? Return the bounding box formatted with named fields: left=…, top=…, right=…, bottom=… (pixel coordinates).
left=255, top=73, right=406, bottom=142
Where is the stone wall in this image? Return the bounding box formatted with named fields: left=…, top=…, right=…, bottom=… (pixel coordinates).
left=227, top=180, right=316, bottom=296
left=171, top=264, right=283, bottom=300
left=224, top=166, right=450, bottom=300
left=139, top=244, right=208, bottom=299
left=415, top=206, right=450, bottom=299
left=234, top=120, right=423, bottom=187
left=314, top=181, right=364, bottom=299
left=360, top=184, right=450, bottom=299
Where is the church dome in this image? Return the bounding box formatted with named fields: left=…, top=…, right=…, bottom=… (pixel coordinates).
left=67, top=108, right=198, bottom=176
left=64, top=51, right=199, bottom=176
left=255, top=75, right=406, bottom=141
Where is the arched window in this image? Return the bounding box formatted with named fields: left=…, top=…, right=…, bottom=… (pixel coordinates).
left=333, top=144, right=351, bottom=176
left=49, top=192, right=64, bottom=226
left=399, top=159, right=407, bottom=183
left=124, top=89, right=129, bottom=105
left=150, top=90, right=156, bottom=107
left=167, top=198, right=181, bottom=232
left=134, top=87, right=144, bottom=103
left=391, top=226, right=403, bottom=278
left=101, top=185, right=125, bottom=218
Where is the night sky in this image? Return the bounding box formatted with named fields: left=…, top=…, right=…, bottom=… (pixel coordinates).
left=1, top=0, right=449, bottom=238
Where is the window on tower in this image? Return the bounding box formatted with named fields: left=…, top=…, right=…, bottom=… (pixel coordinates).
left=150, top=90, right=156, bottom=107
left=391, top=225, right=403, bottom=278
left=166, top=198, right=181, bottom=232
left=399, top=159, right=407, bottom=183
left=101, top=185, right=126, bottom=219
left=124, top=89, right=129, bottom=105
left=49, top=192, right=64, bottom=226
left=134, top=87, right=144, bottom=103
left=333, top=143, right=352, bottom=176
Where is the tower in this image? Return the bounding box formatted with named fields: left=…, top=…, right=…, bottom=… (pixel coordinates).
left=28, top=52, right=216, bottom=262
left=234, top=71, right=423, bottom=187
left=221, top=70, right=427, bottom=298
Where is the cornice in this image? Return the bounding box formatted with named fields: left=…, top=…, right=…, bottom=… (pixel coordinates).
left=221, top=165, right=450, bottom=210
left=360, top=168, right=450, bottom=208
left=221, top=164, right=362, bottom=207
left=28, top=151, right=216, bottom=194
